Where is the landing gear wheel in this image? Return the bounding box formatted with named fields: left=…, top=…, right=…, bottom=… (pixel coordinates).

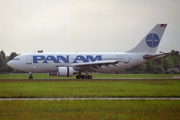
left=84, top=75, right=88, bottom=79
left=81, top=75, right=85, bottom=79
left=29, top=75, right=33, bottom=79
left=88, top=75, right=92, bottom=79
left=76, top=74, right=93, bottom=79
left=76, top=75, right=80, bottom=79
left=29, top=72, right=33, bottom=79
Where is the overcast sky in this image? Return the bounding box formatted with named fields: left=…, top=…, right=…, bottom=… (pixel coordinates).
left=0, top=0, right=180, bottom=55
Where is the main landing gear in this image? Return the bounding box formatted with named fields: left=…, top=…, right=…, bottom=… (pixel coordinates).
left=76, top=75, right=92, bottom=79
left=76, top=71, right=92, bottom=79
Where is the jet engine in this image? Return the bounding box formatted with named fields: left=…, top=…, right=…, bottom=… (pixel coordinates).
left=57, top=67, right=73, bottom=77
left=48, top=67, right=74, bottom=77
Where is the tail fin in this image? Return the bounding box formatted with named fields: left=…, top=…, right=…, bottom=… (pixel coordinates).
left=127, top=24, right=167, bottom=53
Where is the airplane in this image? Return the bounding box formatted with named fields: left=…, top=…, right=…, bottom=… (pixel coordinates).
left=7, top=24, right=168, bottom=79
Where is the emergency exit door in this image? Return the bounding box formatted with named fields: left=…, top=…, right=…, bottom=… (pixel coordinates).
left=124, top=55, right=129, bottom=64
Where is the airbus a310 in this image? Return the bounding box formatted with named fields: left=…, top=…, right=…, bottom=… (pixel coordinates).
left=7, top=24, right=168, bottom=79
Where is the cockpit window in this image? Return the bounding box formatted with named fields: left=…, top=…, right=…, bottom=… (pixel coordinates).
left=13, top=58, right=20, bottom=60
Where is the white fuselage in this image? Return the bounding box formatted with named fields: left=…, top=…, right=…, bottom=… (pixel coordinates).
left=8, top=52, right=148, bottom=73
left=7, top=24, right=168, bottom=79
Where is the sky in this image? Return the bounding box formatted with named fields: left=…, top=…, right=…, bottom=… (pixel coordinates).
left=0, top=0, right=180, bottom=55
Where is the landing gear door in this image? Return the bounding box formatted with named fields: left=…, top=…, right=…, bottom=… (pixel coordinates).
left=26, top=55, right=32, bottom=64
left=124, top=54, right=129, bottom=64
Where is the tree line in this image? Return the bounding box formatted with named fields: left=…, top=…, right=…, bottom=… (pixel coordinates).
left=0, top=50, right=19, bottom=73
left=118, top=51, right=180, bottom=74
left=0, top=50, right=180, bottom=74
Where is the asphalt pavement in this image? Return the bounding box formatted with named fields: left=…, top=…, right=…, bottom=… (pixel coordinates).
left=0, top=98, right=180, bottom=101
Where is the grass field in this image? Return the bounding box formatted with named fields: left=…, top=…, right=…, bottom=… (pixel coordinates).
left=0, top=79, right=180, bottom=98
left=0, top=73, right=179, bottom=79
left=0, top=74, right=180, bottom=119
left=0, top=100, right=179, bottom=120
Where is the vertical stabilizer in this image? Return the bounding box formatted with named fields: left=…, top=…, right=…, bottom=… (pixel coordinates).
left=127, top=24, right=167, bottom=53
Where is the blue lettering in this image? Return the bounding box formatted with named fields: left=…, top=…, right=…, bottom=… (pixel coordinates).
left=87, top=55, right=102, bottom=62
left=73, top=55, right=88, bottom=63
left=73, top=55, right=102, bottom=63
left=57, top=56, right=69, bottom=63
left=33, top=55, right=102, bottom=63
left=43, top=56, right=59, bottom=63
left=33, top=56, right=45, bottom=63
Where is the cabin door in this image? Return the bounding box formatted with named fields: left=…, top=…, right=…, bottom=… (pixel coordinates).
left=124, top=55, right=129, bottom=64
left=26, top=55, right=32, bottom=64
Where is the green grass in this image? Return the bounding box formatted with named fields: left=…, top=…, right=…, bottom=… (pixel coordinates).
left=0, top=100, right=179, bottom=120
left=1, top=74, right=179, bottom=119
left=0, top=79, right=180, bottom=98
left=0, top=73, right=178, bottom=79
left=1, top=74, right=179, bottom=120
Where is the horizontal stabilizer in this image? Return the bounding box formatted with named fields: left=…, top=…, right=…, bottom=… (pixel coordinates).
left=143, top=52, right=170, bottom=60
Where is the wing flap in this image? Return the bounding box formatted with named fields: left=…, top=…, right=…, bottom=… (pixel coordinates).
left=72, top=60, right=119, bottom=71
left=73, top=60, right=117, bottom=66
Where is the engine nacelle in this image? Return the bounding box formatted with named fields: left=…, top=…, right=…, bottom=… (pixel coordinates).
left=57, top=67, right=73, bottom=77
left=48, top=72, right=57, bottom=76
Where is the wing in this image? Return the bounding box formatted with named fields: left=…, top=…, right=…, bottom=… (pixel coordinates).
left=72, top=60, right=119, bottom=72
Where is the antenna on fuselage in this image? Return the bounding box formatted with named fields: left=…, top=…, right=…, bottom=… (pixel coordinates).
left=38, top=50, right=43, bottom=53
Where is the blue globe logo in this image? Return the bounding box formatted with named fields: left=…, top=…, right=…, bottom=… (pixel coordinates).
left=146, top=33, right=160, bottom=48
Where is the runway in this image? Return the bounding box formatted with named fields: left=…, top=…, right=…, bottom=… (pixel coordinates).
left=0, top=98, right=180, bottom=101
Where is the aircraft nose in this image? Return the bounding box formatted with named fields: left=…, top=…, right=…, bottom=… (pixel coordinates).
left=7, top=61, right=12, bottom=67
left=7, top=60, right=15, bottom=68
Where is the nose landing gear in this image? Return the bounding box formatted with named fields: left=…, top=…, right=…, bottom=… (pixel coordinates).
left=29, top=72, right=33, bottom=79
left=29, top=75, right=33, bottom=79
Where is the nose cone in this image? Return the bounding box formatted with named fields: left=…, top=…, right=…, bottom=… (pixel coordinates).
left=7, top=60, right=14, bottom=68
left=7, top=60, right=20, bottom=70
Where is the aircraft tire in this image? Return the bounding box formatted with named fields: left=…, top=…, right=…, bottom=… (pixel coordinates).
left=81, top=75, right=85, bottom=79
left=88, top=75, right=92, bottom=79
left=76, top=75, right=80, bottom=79
left=84, top=75, right=88, bottom=79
